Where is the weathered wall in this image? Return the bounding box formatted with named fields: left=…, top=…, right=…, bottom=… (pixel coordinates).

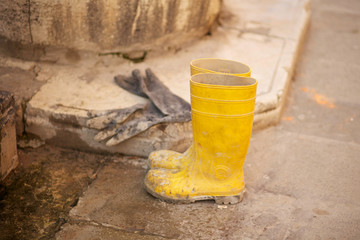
left=0, top=91, right=19, bottom=180
left=0, top=0, right=221, bottom=60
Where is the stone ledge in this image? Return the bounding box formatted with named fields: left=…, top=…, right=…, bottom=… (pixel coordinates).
left=26, top=104, right=192, bottom=156
left=9, top=0, right=311, bottom=156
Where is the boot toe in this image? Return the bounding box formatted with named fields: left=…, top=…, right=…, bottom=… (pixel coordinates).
left=148, top=150, right=182, bottom=169
left=144, top=168, right=191, bottom=200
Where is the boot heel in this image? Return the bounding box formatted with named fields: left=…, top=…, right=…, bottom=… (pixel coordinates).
left=214, top=190, right=245, bottom=205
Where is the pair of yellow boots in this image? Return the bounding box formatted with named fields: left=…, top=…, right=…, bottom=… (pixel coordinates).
left=145, top=59, right=257, bottom=204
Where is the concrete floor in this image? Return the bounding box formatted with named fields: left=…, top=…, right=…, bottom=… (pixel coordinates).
left=1, top=0, right=360, bottom=239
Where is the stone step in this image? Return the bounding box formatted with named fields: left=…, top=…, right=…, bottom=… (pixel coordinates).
left=22, top=0, right=311, bottom=156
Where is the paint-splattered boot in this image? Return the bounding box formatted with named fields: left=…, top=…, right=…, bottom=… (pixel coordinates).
left=148, top=58, right=251, bottom=171
left=145, top=73, right=257, bottom=204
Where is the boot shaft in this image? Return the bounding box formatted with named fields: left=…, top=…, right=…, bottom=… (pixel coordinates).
left=190, top=73, right=257, bottom=181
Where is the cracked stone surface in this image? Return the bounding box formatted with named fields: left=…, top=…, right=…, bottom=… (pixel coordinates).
left=0, top=145, right=108, bottom=239
left=3, top=0, right=310, bottom=156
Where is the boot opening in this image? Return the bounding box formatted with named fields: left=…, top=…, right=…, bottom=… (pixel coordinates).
left=191, top=73, right=257, bottom=87
left=191, top=58, right=251, bottom=75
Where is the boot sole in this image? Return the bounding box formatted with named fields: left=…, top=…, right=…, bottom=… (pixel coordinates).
left=145, top=183, right=245, bottom=205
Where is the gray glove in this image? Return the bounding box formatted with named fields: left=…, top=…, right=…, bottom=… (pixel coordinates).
left=90, top=68, right=191, bottom=146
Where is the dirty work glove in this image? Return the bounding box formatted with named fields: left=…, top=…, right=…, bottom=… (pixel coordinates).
left=85, top=103, right=145, bottom=130
left=93, top=68, right=191, bottom=146
left=116, top=69, right=190, bottom=116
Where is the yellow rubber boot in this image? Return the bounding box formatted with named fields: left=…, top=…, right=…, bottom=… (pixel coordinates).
left=148, top=58, right=251, bottom=170
left=145, top=73, right=257, bottom=204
